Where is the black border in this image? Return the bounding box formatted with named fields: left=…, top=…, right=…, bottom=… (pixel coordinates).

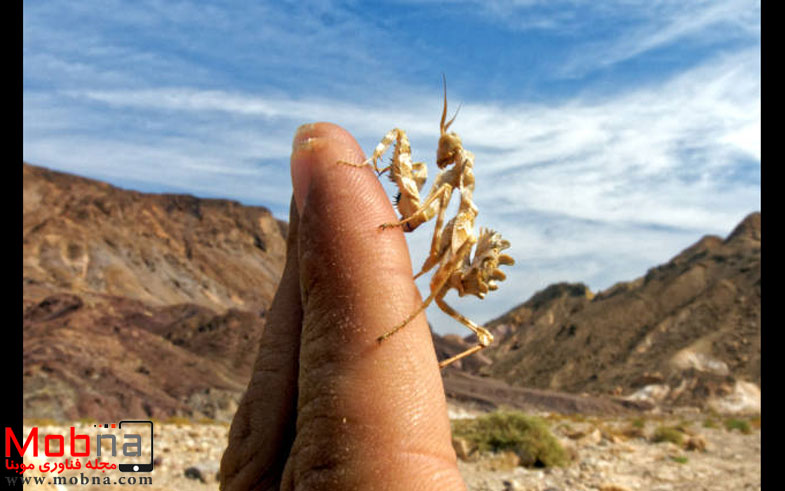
left=759, top=2, right=768, bottom=488
left=4, top=0, right=25, bottom=487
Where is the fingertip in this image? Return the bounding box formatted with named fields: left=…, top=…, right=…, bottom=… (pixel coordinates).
left=290, top=122, right=366, bottom=215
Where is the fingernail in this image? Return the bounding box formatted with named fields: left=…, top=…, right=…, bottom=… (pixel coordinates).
left=291, top=124, right=321, bottom=215
left=293, top=123, right=316, bottom=148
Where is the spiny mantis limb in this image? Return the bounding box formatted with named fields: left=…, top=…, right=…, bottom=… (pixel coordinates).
left=377, top=294, right=495, bottom=369
left=377, top=275, right=496, bottom=369
left=376, top=290, right=435, bottom=343
left=376, top=236, right=476, bottom=344
left=434, top=297, right=494, bottom=368
left=336, top=127, right=424, bottom=177
left=379, top=182, right=453, bottom=230
left=413, top=197, right=456, bottom=280
left=337, top=128, right=405, bottom=174
left=335, top=157, right=390, bottom=176
left=438, top=345, right=483, bottom=369
left=380, top=228, right=514, bottom=368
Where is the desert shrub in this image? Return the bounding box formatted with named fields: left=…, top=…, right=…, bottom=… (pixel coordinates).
left=702, top=418, right=719, bottom=429
left=617, top=417, right=647, bottom=439
left=724, top=418, right=752, bottom=434
left=672, top=419, right=695, bottom=436
left=749, top=415, right=761, bottom=429
left=651, top=426, right=684, bottom=445
left=451, top=411, right=568, bottom=468
left=631, top=417, right=646, bottom=429
left=676, top=419, right=692, bottom=430
left=164, top=416, right=192, bottom=426
left=669, top=455, right=688, bottom=464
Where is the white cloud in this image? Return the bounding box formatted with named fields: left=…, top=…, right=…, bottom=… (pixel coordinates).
left=23, top=0, right=759, bottom=336
left=25, top=45, right=758, bottom=335
left=398, top=0, right=759, bottom=77
left=558, top=0, right=760, bottom=76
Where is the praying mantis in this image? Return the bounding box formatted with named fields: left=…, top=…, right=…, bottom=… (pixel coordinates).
left=339, top=77, right=514, bottom=368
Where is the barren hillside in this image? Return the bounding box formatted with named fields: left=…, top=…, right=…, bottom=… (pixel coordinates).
left=23, top=162, right=287, bottom=420
left=469, top=212, right=761, bottom=411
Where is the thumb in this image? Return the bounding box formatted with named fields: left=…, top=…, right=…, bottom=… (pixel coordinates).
left=282, top=123, right=464, bottom=489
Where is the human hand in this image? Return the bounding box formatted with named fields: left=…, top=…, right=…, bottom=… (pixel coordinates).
left=219, top=123, right=466, bottom=490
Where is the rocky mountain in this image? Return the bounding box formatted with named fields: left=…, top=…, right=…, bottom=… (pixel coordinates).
left=24, top=293, right=266, bottom=421
left=466, top=212, right=761, bottom=412
left=23, top=162, right=760, bottom=420
left=23, top=162, right=287, bottom=421
left=23, top=162, right=286, bottom=311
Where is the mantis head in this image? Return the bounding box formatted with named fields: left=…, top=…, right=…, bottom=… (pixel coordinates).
left=436, top=76, right=463, bottom=169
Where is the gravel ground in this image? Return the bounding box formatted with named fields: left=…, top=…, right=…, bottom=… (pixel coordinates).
left=19, top=409, right=760, bottom=490
left=457, top=414, right=761, bottom=491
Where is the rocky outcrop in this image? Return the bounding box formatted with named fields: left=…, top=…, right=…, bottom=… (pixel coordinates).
left=476, top=212, right=761, bottom=412
left=23, top=163, right=287, bottom=421
left=23, top=162, right=286, bottom=312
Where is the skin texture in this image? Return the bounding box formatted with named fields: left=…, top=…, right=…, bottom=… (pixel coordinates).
left=219, top=123, right=466, bottom=490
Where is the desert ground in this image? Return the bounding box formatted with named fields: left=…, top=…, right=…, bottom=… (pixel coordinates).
left=20, top=402, right=760, bottom=491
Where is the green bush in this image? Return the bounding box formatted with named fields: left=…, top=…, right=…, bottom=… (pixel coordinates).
left=669, top=455, right=688, bottom=464
left=651, top=426, right=684, bottom=445
left=675, top=419, right=692, bottom=431
left=451, top=411, right=568, bottom=468
left=724, top=418, right=752, bottom=434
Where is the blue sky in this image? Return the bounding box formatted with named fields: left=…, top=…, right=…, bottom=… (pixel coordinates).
left=23, top=0, right=761, bottom=336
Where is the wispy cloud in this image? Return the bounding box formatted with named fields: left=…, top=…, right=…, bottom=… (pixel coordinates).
left=398, top=0, right=760, bottom=78
left=42, top=45, right=759, bottom=224
left=24, top=46, right=759, bottom=335
left=557, top=0, right=761, bottom=77
left=23, top=0, right=759, bottom=335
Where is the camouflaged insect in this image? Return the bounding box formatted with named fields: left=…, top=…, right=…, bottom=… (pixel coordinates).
left=339, top=77, right=514, bottom=368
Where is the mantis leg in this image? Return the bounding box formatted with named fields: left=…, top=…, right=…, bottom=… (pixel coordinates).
left=337, top=127, right=406, bottom=175
left=434, top=297, right=494, bottom=369
left=379, top=182, right=453, bottom=230
left=377, top=236, right=475, bottom=343
left=336, top=158, right=391, bottom=176
left=413, top=186, right=454, bottom=280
